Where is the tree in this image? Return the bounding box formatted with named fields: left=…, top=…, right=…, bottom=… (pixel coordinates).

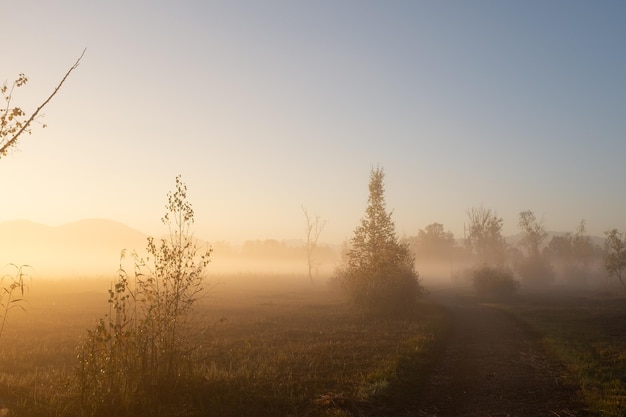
left=518, top=210, right=547, bottom=257
left=1, top=49, right=85, bottom=157
left=333, top=167, right=422, bottom=313
left=410, top=222, right=456, bottom=260
left=464, top=206, right=506, bottom=264
left=0, top=51, right=84, bottom=344
left=604, top=229, right=626, bottom=290
left=572, top=219, right=594, bottom=281
left=302, top=205, right=326, bottom=283
left=545, top=220, right=600, bottom=285
left=546, top=234, right=573, bottom=261
left=517, top=210, right=553, bottom=286
left=78, top=175, right=212, bottom=413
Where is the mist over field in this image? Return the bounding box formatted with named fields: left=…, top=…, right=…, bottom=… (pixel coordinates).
left=0, top=217, right=610, bottom=291
left=0, top=218, right=339, bottom=279
left=2, top=1, right=626, bottom=414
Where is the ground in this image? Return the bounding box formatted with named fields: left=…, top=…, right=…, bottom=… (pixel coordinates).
left=408, top=289, right=594, bottom=417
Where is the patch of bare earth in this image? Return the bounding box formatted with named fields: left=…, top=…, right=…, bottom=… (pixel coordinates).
left=410, top=290, right=594, bottom=417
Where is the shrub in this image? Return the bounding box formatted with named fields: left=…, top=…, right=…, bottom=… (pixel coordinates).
left=517, top=255, right=555, bottom=288
left=336, top=261, right=423, bottom=315
left=77, top=176, right=212, bottom=416
left=472, top=265, right=519, bottom=298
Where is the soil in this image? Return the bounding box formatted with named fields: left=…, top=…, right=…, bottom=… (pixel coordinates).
left=409, top=289, right=595, bottom=417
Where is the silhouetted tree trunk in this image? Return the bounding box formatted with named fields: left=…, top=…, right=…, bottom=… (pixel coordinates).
left=302, top=205, right=326, bottom=283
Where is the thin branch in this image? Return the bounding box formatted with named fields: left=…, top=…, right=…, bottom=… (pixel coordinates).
left=0, top=48, right=86, bottom=157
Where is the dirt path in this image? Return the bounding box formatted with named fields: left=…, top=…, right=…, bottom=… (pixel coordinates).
left=410, top=290, right=592, bottom=417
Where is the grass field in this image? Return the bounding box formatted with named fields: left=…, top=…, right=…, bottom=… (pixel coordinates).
left=6, top=273, right=622, bottom=416
left=497, top=287, right=626, bottom=417
left=0, top=274, right=445, bottom=417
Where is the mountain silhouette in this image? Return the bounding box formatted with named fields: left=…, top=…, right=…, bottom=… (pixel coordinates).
left=0, top=218, right=148, bottom=278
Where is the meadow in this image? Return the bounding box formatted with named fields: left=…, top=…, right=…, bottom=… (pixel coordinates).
left=494, top=286, right=626, bottom=417
left=0, top=274, right=445, bottom=417
left=4, top=270, right=626, bottom=417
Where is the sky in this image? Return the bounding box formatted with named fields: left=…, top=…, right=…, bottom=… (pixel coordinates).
left=1, top=1, right=625, bottom=245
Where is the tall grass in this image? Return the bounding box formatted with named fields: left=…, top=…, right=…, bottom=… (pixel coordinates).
left=0, top=276, right=445, bottom=417
left=77, top=176, right=212, bottom=416
left=0, top=264, right=30, bottom=342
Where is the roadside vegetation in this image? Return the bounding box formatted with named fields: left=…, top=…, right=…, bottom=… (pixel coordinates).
left=1, top=52, right=83, bottom=349
left=492, top=291, right=626, bottom=417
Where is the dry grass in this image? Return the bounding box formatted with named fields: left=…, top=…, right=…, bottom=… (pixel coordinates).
left=498, top=288, right=626, bottom=417
left=0, top=274, right=445, bottom=417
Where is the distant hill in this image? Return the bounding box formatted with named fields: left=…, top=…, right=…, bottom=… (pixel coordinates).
left=0, top=219, right=335, bottom=278
left=8, top=219, right=605, bottom=279
left=0, top=219, right=148, bottom=278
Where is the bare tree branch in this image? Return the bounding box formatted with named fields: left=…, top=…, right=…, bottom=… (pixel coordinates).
left=0, top=48, right=85, bottom=157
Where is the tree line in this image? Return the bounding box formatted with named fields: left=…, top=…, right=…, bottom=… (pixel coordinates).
left=403, top=207, right=624, bottom=291
left=3, top=54, right=626, bottom=414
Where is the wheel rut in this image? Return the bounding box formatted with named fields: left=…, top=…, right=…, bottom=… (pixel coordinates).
left=410, top=290, right=593, bottom=417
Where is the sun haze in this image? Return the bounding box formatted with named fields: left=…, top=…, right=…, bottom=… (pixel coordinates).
left=1, top=1, right=625, bottom=247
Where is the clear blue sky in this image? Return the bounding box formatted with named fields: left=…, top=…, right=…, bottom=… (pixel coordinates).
left=1, top=1, right=625, bottom=243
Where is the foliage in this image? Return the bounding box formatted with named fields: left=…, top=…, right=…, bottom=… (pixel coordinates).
left=0, top=50, right=84, bottom=157
left=1, top=52, right=82, bottom=347
left=604, top=229, right=626, bottom=290
left=472, top=265, right=519, bottom=298
left=464, top=206, right=506, bottom=264
left=0, top=264, right=30, bottom=342
left=408, top=222, right=457, bottom=261
left=333, top=167, right=423, bottom=314
left=518, top=210, right=547, bottom=257
left=516, top=210, right=554, bottom=287
left=546, top=234, right=573, bottom=260
left=572, top=220, right=594, bottom=263
left=516, top=254, right=555, bottom=288
left=77, top=175, right=212, bottom=415
left=545, top=220, right=598, bottom=285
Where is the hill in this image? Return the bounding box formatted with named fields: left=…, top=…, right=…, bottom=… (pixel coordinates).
left=0, top=219, right=148, bottom=278
left=0, top=219, right=336, bottom=278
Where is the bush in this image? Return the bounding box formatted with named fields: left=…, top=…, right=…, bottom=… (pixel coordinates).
left=77, top=176, right=211, bottom=416
left=472, top=265, right=519, bottom=298
left=517, top=255, right=555, bottom=288
left=335, top=261, right=423, bottom=315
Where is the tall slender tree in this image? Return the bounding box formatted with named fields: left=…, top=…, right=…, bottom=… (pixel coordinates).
left=334, top=167, right=422, bottom=313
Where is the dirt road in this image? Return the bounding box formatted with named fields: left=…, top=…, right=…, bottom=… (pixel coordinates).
left=411, top=290, right=593, bottom=417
